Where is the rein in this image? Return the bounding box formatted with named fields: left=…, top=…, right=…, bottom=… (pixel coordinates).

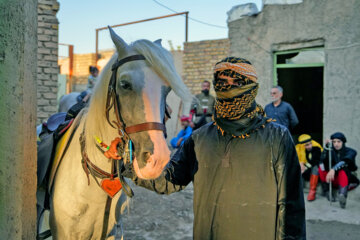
left=80, top=129, right=134, bottom=198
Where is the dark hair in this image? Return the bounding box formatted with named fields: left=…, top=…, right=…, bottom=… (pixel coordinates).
left=89, top=66, right=99, bottom=74
left=203, top=80, right=210, bottom=84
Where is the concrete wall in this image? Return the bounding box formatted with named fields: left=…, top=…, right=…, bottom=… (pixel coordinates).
left=0, top=0, right=38, bottom=238
left=228, top=0, right=360, bottom=151
left=37, top=0, right=60, bottom=124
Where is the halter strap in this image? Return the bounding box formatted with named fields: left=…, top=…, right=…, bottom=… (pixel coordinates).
left=111, top=54, right=146, bottom=71
left=125, top=122, right=166, bottom=134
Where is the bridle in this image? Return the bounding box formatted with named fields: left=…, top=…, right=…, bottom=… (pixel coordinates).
left=81, top=54, right=168, bottom=194
left=105, top=54, right=166, bottom=137
left=79, top=54, right=168, bottom=240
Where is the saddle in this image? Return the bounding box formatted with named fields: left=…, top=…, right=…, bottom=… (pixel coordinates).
left=37, top=112, right=68, bottom=191
left=37, top=106, right=85, bottom=188
left=36, top=102, right=85, bottom=239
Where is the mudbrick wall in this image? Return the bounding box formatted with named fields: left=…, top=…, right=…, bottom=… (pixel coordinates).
left=37, top=0, right=60, bottom=124
left=182, top=39, right=230, bottom=95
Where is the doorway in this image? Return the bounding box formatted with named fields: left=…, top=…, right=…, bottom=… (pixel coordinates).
left=274, top=48, right=324, bottom=144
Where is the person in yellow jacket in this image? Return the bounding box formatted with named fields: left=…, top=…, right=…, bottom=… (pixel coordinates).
left=296, top=134, right=323, bottom=201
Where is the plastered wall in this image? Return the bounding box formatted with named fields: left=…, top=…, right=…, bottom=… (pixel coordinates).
left=228, top=0, right=360, bottom=151
left=0, top=0, right=38, bottom=237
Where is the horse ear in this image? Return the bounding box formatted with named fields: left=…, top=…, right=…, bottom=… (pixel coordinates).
left=154, top=39, right=162, bottom=46
left=108, top=26, right=129, bottom=57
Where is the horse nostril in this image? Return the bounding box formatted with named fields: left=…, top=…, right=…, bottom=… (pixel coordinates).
left=135, top=152, right=152, bottom=168
left=143, top=152, right=151, bottom=162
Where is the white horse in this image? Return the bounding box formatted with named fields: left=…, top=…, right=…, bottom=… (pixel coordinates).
left=48, top=28, right=191, bottom=239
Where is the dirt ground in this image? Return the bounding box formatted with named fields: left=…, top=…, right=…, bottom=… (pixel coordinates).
left=119, top=181, right=360, bottom=240
left=120, top=182, right=193, bottom=240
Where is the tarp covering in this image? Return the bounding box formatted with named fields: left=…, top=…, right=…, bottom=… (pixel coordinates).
left=264, top=0, right=303, bottom=5
left=227, top=3, right=260, bottom=23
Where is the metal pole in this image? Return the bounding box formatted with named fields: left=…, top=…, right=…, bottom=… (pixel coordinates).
left=324, top=140, right=333, bottom=205
left=95, top=12, right=189, bottom=55
left=95, top=29, right=99, bottom=64
left=185, top=12, right=188, bottom=42
left=68, top=45, right=74, bottom=93
left=96, top=12, right=188, bottom=31
left=59, top=43, right=74, bottom=93
left=328, top=141, right=332, bottom=205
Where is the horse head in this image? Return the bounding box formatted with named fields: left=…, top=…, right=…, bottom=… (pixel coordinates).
left=86, top=27, right=191, bottom=180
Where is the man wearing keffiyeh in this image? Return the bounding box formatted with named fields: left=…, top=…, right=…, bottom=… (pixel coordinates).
left=126, top=57, right=306, bottom=240
left=212, top=57, right=270, bottom=138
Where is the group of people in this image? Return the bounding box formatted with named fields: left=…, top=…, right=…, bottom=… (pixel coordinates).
left=264, top=85, right=359, bottom=208
left=295, top=132, right=359, bottom=208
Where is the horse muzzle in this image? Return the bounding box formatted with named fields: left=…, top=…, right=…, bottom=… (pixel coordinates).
left=132, top=130, right=170, bottom=179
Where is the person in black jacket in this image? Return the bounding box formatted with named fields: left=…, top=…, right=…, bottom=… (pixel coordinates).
left=126, top=57, right=305, bottom=239
left=319, top=132, right=359, bottom=208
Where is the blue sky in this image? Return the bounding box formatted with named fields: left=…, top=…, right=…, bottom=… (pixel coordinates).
left=58, top=0, right=262, bottom=56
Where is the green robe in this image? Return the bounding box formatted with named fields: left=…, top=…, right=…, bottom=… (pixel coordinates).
left=131, top=117, right=305, bottom=239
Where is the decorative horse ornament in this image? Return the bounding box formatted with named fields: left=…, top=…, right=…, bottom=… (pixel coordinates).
left=47, top=27, right=191, bottom=239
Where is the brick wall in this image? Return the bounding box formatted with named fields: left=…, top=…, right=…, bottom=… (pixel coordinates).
left=183, top=39, right=230, bottom=94
left=37, top=0, right=60, bottom=124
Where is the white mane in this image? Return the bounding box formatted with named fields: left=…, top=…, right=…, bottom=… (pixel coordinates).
left=84, top=39, right=192, bottom=153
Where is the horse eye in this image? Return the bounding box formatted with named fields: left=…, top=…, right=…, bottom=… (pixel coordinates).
left=120, top=81, right=132, bottom=90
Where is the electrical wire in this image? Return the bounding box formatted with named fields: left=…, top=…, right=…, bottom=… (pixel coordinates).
left=152, top=0, right=271, bottom=54
left=246, top=37, right=271, bottom=54
left=152, top=0, right=227, bottom=29
left=326, top=42, right=360, bottom=50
